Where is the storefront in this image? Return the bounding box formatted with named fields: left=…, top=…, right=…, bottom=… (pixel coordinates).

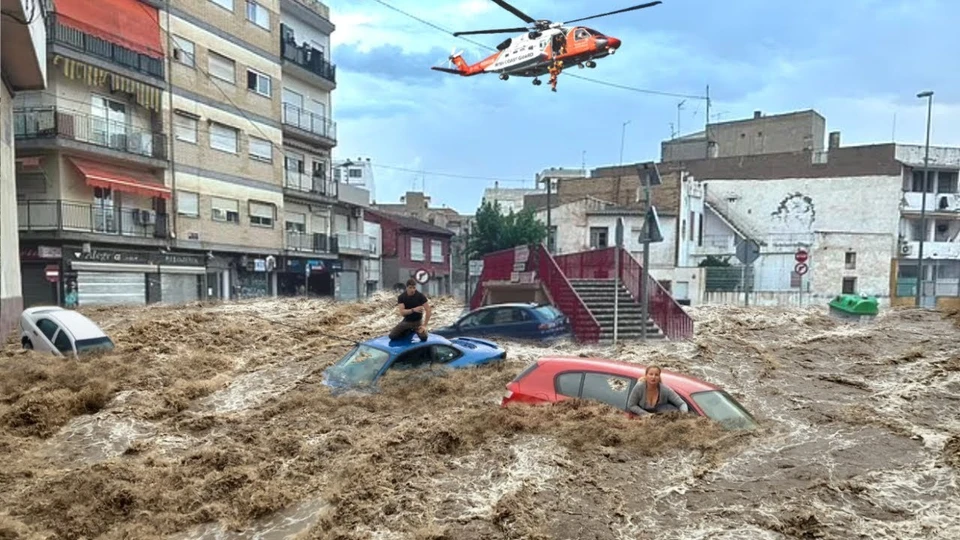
left=278, top=257, right=341, bottom=297
left=62, top=247, right=206, bottom=306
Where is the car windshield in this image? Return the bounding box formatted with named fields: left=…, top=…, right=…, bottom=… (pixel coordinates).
left=75, top=336, right=115, bottom=355
left=534, top=305, right=563, bottom=320
left=326, top=345, right=392, bottom=386
left=690, top=390, right=759, bottom=430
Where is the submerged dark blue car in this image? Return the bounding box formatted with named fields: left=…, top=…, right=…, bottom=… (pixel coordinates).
left=432, top=303, right=571, bottom=342
left=321, top=333, right=506, bottom=390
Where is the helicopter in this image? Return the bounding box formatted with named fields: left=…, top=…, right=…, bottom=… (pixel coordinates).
left=431, top=0, right=663, bottom=88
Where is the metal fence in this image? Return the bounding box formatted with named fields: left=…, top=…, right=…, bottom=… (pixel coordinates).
left=896, top=259, right=960, bottom=306
left=700, top=253, right=815, bottom=307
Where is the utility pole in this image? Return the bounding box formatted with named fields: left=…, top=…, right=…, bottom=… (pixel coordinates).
left=705, top=84, right=711, bottom=159
left=641, top=178, right=651, bottom=341
left=916, top=90, right=934, bottom=307
left=544, top=173, right=552, bottom=253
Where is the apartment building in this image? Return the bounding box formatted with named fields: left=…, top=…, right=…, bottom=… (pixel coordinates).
left=1, top=0, right=47, bottom=339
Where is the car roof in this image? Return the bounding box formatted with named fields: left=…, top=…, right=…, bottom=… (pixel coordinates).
left=535, top=356, right=720, bottom=394
left=26, top=307, right=107, bottom=340
left=362, top=333, right=454, bottom=354
left=470, top=303, right=545, bottom=312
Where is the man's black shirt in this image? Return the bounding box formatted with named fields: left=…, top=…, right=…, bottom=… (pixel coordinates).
left=398, top=291, right=428, bottom=322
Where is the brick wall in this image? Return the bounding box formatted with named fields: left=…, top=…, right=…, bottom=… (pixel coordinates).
left=681, top=144, right=900, bottom=180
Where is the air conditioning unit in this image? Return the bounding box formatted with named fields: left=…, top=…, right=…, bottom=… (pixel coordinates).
left=900, top=243, right=912, bottom=255
left=141, top=209, right=156, bottom=225
left=351, top=207, right=363, bottom=218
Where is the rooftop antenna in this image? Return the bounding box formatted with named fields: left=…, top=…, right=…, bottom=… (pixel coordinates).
left=677, top=99, right=686, bottom=138
left=581, top=150, right=586, bottom=176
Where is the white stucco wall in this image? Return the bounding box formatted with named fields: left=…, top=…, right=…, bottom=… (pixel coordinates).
left=896, top=144, right=960, bottom=168
left=585, top=214, right=678, bottom=270
left=686, top=175, right=902, bottom=296
left=535, top=198, right=610, bottom=254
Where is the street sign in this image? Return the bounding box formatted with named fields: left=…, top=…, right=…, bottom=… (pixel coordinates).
left=615, top=217, right=625, bottom=247
left=638, top=206, right=664, bottom=243
left=735, top=239, right=761, bottom=265
left=414, top=268, right=431, bottom=284
left=794, top=262, right=809, bottom=276
left=44, top=264, right=59, bottom=283
left=795, top=248, right=809, bottom=264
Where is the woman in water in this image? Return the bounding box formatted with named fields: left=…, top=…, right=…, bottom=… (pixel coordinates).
left=626, top=364, right=689, bottom=416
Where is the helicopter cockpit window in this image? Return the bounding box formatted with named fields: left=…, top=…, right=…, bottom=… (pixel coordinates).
left=496, top=37, right=512, bottom=51
left=574, top=28, right=590, bottom=40
left=585, top=28, right=605, bottom=37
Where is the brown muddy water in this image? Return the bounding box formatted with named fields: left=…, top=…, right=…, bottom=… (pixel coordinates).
left=1, top=294, right=958, bottom=539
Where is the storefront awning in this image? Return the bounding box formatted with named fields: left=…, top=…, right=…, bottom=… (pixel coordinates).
left=69, top=157, right=171, bottom=199
left=53, top=0, right=163, bottom=59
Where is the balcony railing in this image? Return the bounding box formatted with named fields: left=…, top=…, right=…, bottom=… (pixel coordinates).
left=282, top=102, right=337, bottom=143
left=284, top=169, right=338, bottom=198
left=280, top=26, right=336, bottom=85
left=336, top=231, right=377, bottom=255
left=903, top=240, right=960, bottom=259
left=47, top=14, right=164, bottom=79
left=19, top=200, right=169, bottom=239
left=285, top=230, right=339, bottom=253
left=14, top=107, right=168, bottom=161
left=903, top=191, right=960, bottom=213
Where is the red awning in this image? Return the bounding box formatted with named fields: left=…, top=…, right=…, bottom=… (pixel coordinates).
left=69, top=157, right=171, bottom=199
left=54, top=0, right=163, bottom=59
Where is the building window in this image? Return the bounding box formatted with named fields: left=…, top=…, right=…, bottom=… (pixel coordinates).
left=286, top=212, right=306, bottom=233
left=246, top=69, right=271, bottom=97
left=209, top=0, right=233, bottom=11
left=845, top=251, right=857, bottom=270
left=208, top=51, right=236, bottom=84
left=211, top=196, right=239, bottom=223
left=348, top=168, right=363, bottom=178
left=842, top=277, right=857, bottom=294
left=431, top=239, right=443, bottom=263
left=209, top=122, right=238, bottom=153
left=246, top=0, right=269, bottom=29
left=172, top=36, right=195, bottom=67
left=411, top=237, right=424, bottom=261
left=589, top=226, right=608, bottom=249
left=176, top=191, right=199, bottom=217
left=173, top=113, right=198, bottom=143
left=249, top=201, right=275, bottom=227
left=248, top=136, right=272, bottom=162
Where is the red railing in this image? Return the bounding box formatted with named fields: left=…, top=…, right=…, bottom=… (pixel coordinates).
left=553, top=247, right=694, bottom=340
left=535, top=244, right=601, bottom=343
left=469, top=246, right=518, bottom=309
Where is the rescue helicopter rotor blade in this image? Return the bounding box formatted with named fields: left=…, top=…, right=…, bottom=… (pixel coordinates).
left=562, top=1, right=662, bottom=25
left=452, top=26, right=530, bottom=36
left=491, top=0, right=537, bottom=24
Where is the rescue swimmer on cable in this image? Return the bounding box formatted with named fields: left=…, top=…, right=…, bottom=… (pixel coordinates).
left=432, top=0, right=664, bottom=92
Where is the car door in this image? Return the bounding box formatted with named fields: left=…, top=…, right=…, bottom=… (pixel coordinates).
left=388, top=345, right=433, bottom=371
left=554, top=370, right=636, bottom=412
left=51, top=326, right=76, bottom=357
left=430, top=344, right=463, bottom=366
left=483, top=307, right=528, bottom=339
left=32, top=317, right=61, bottom=354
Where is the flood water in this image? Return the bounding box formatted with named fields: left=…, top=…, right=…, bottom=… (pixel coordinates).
left=1, top=297, right=957, bottom=539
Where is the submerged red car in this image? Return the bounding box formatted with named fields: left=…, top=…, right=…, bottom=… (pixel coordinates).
left=501, top=356, right=759, bottom=430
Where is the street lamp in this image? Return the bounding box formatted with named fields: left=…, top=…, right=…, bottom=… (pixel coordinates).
left=915, top=90, right=933, bottom=308
left=619, top=121, right=630, bottom=165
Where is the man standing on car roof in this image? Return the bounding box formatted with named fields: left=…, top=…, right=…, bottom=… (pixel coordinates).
left=389, top=278, right=431, bottom=341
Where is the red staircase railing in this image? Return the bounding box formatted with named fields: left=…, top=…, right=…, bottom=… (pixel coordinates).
left=469, top=246, right=517, bottom=309
left=535, top=244, right=601, bottom=343
left=553, top=247, right=694, bottom=340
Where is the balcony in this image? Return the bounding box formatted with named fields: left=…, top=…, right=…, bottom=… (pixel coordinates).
left=903, top=191, right=960, bottom=213
left=902, top=241, right=960, bottom=259
left=1, top=0, right=47, bottom=91
left=282, top=103, right=337, bottom=147
left=19, top=200, right=169, bottom=240
left=46, top=14, right=164, bottom=81
left=14, top=107, right=168, bottom=166
left=280, top=25, right=336, bottom=87
left=285, top=230, right=339, bottom=254
left=336, top=231, right=378, bottom=256
left=284, top=170, right=338, bottom=200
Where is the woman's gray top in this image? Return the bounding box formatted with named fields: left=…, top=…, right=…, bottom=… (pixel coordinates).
left=627, top=382, right=689, bottom=415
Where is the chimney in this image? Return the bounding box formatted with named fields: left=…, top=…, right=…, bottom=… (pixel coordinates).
left=753, top=110, right=761, bottom=119
left=828, top=131, right=841, bottom=149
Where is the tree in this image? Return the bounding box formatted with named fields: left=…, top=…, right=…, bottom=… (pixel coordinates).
left=466, top=200, right=548, bottom=258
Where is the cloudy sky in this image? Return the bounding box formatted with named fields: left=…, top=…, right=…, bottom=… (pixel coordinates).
left=324, top=0, right=960, bottom=214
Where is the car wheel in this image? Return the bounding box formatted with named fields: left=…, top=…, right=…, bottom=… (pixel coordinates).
left=22, top=338, right=33, bottom=350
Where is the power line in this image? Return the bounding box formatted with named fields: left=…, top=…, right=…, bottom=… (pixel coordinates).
left=369, top=0, right=707, bottom=100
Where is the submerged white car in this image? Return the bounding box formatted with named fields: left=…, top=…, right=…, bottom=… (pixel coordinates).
left=19, top=306, right=114, bottom=357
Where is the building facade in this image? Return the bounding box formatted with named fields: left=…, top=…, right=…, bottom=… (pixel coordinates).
left=1, top=0, right=47, bottom=339
left=364, top=209, right=454, bottom=296
left=10, top=0, right=369, bottom=308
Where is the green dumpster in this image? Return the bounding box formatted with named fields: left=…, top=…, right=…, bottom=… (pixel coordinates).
left=828, top=293, right=879, bottom=321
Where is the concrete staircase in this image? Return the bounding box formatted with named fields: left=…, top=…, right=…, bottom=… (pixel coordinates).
left=569, top=279, right=663, bottom=341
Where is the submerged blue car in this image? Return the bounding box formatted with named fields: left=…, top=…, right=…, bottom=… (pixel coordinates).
left=321, top=333, right=506, bottom=390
